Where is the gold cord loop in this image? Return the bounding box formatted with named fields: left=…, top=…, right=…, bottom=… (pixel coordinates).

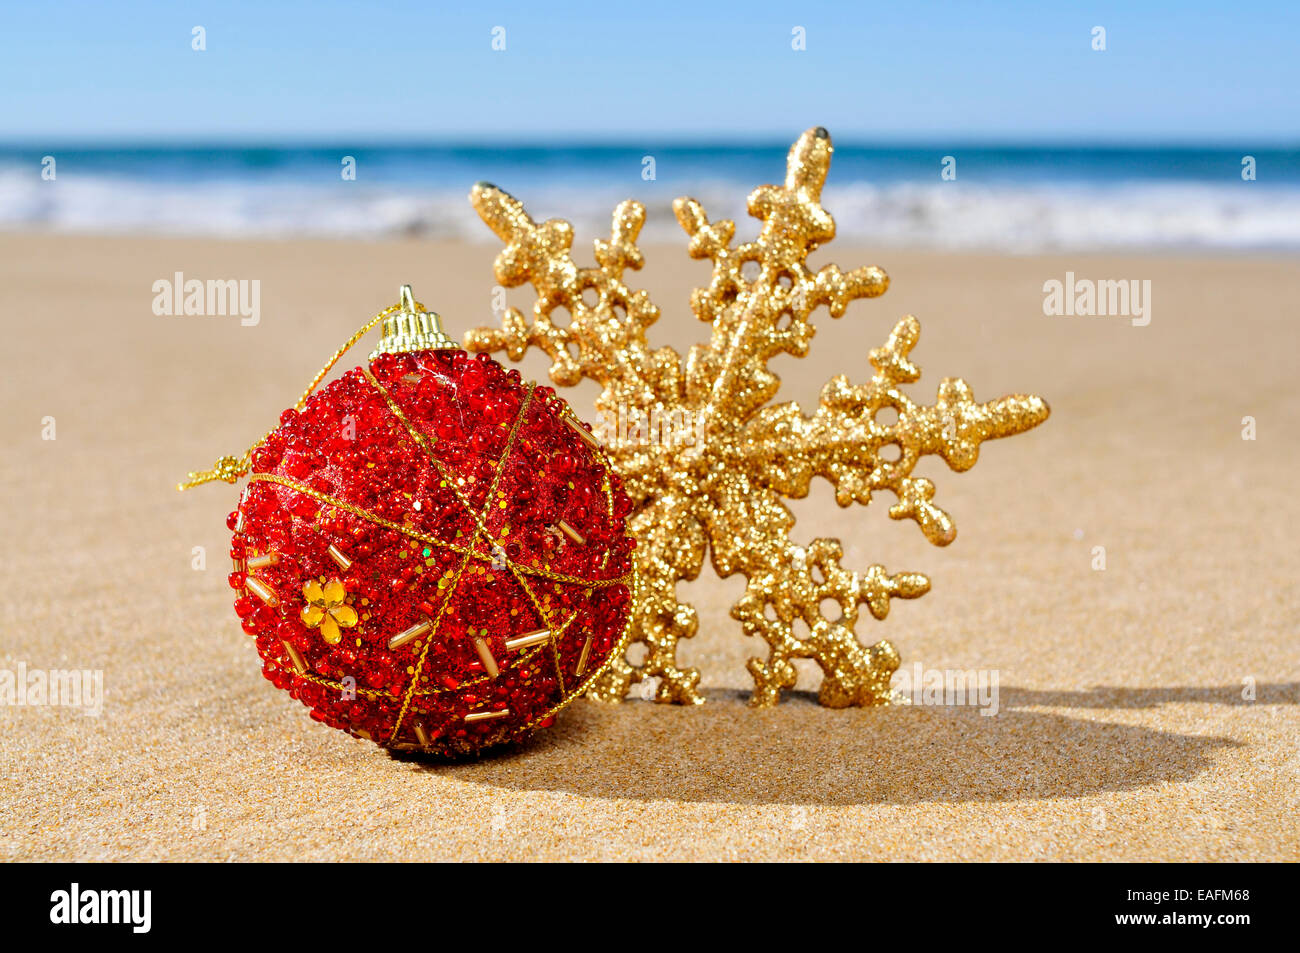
left=176, top=296, right=423, bottom=491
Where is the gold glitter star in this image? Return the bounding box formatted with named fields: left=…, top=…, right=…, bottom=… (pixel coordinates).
left=466, top=127, right=1049, bottom=707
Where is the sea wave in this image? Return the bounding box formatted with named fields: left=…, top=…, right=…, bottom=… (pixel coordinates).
left=2, top=165, right=1298, bottom=251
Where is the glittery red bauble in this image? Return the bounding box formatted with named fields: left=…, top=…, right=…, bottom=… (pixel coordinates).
left=226, top=348, right=635, bottom=756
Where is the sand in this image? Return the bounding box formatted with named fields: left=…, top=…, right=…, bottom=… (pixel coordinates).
left=0, top=232, right=1296, bottom=861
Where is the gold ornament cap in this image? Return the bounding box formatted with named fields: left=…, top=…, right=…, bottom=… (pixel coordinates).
left=368, top=284, right=459, bottom=360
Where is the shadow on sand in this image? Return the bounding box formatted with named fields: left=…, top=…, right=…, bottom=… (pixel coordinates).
left=390, top=682, right=1297, bottom=806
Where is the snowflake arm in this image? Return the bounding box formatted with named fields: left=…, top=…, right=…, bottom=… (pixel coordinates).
left=465, top=182, right=671, bottom=406
left=672, top=127, right=889, bottom=427
left=588, top=493, right=707, bottom=705
left=747, top=315, right=1052, bottom=546
left=708, top=471, right=928, bottom=706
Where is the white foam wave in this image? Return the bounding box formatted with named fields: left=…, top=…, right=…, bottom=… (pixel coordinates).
left=2, top=167, right=1297, bottom=251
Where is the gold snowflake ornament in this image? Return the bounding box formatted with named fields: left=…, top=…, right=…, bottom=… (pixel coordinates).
left=466, top=127, right=1050, bottom=708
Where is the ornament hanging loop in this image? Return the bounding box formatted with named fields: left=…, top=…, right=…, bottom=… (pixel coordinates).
left=369, top=284, right=459, bottom=360
left=177, top=289, right=442, bottom=491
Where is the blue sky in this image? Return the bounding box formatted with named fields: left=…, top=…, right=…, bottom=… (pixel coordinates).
left=3, top=1, right=1296, bottom=143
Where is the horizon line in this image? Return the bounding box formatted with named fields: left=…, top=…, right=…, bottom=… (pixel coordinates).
left=2, top=134, right=1297, bottom=151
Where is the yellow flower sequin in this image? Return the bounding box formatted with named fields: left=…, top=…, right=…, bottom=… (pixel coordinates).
left=300, top=578, right=358, bottom=645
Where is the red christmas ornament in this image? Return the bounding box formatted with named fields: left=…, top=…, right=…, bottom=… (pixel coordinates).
left=192, top=287, right=635, bottom=756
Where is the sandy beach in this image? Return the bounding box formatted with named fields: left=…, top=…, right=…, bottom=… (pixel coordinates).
left=0, top=231, right=1295, bottom=862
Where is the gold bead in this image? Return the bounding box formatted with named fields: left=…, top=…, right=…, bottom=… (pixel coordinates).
left=474, top=638, right=499, bottom=678
left=245, top=577, right=279, bottom=607
left=388, top=616, right=432, bottom=650
left=505, top=629, right=549, bottom=651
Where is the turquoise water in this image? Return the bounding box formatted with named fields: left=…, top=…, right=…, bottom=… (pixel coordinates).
left=3, top=142, right=1297, bottom=250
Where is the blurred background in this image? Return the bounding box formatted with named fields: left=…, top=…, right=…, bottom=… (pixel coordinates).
left=2, top=0, right=1297, bottom=250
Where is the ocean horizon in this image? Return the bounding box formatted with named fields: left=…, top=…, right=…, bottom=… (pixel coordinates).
left=3, top=141, right=1298, bottom=252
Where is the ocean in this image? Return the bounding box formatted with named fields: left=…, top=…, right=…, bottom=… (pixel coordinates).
left=2, top=141, right=1297, bottom=251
